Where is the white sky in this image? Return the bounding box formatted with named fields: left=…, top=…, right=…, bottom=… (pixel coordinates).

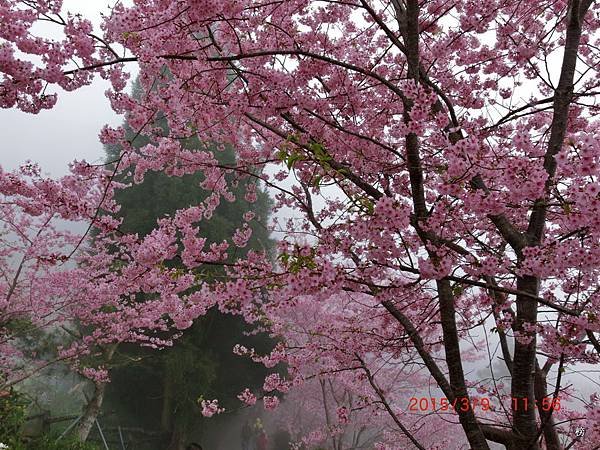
left=0, top=1, right=133, bottom=176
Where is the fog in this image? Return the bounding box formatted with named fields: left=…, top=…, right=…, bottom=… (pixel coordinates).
left=0, top=1, right=131, bottom=176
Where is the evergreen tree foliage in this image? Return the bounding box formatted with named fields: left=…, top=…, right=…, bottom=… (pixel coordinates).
left=101, top=80, right=275, bottom=450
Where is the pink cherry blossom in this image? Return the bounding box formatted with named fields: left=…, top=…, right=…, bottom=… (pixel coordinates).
left=2, top=0, right=600, bottom=448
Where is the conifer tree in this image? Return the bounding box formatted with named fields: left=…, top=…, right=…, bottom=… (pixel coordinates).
left=99, top=80, right=275, bottom=450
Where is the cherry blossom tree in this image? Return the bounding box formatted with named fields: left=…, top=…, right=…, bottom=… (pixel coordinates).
left=2, top=0, right=600, bottom=449
left=0, top=161, right=102, bottom=384
left=245, top=291, right=465, bottom=450
left=0, top=160, right=206, bottom=388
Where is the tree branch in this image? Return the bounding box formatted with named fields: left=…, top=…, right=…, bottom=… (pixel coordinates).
left=355, top=353, right=426, bottom=450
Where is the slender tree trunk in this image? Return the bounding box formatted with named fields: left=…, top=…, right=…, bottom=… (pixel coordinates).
left=437, top=280, right=491, bottom=450
left=76, top=380, right=107, bottom=442
left=534, top=363, right=563, bottom=450
left=75, top=344, right=117, bottom=442
left=509, top=3, right=591, bottom=447
left=161, top=369, right=174, bottom=432
left=319, top=378, right=341, bottom=450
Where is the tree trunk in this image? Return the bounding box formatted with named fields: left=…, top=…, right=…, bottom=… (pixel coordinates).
left=534, top=362, right=563, bottom=450
left=161, top=370, right=174, bottom=432
left=75, top=380, right=107, bottom=442
left=510, top=276, right=539, bottom=450
left=161, top=363, right=189, bottom=450
left=437, top=279, right=491, bottom=450
left=166, top=424, right=187, bottom=450
left=75, top=344, right=117, bottom=442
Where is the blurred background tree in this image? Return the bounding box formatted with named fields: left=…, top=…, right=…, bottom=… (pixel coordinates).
left=96, top=79, right=276, bottom=450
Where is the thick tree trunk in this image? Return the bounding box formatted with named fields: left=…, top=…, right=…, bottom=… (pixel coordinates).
left=161, top=363, right=189, bottom=450
left=510, top=276, right=539, bottom=449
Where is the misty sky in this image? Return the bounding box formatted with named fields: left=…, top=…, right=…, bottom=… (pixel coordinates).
left=0, top=1, right=133, bottom=176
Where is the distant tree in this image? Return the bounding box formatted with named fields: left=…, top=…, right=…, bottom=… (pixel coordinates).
left=98, top=80, right=275, bottom=450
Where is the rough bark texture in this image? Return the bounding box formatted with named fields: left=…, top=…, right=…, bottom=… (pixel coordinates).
left=166, top=425, right=186, bottom=450
left=510, top=276, right=540, bottom=449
